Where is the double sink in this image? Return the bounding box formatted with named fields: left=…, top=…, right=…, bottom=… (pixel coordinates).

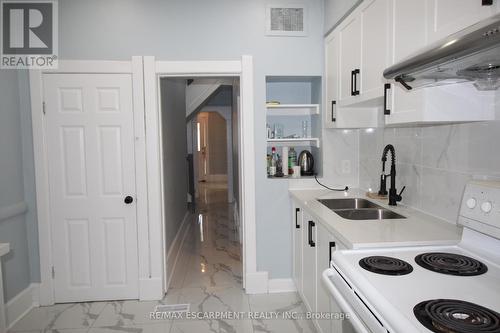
left=317, top=198, right=406, bottom=220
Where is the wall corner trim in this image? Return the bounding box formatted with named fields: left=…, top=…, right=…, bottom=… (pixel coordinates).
left=6, top=283, right=40, bottom=329
left=244, top=271, right=269, bottom=294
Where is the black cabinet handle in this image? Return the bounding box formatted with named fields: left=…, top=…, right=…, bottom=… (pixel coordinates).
left=308, top=221, right=316, bottom=247
left=295, top=208, right=300, bottom=229
left=329, top=241, right=336, bottom=265
left=331, top=100, right=336, bottom=122
left=384, top=83, right=391, bottom=115
left=350, top=70, right=355, bottom=96
left=482, top=0, right=493, bottom=5
left=352, top=69, right=360, bottom=96
left=124, top=196, right=134, bottom=204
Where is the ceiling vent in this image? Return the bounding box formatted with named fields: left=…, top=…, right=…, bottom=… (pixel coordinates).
left=266, top=4, right=307, bottom=36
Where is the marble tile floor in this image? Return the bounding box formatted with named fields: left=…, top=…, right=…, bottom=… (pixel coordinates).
left=9, top=184, right=316, bottom=333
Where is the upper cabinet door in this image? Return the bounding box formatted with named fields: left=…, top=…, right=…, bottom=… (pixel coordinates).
left=392, top=0, right=428, bottom=63
left=386, top=0, right=427, bottom=125
left=360, top=0, right=391, bottom=100
left=339, top=16, right=362, bottom=101
left=427, top=0, right=498, bottom=43
left=325, top=32, right=339, bottom=129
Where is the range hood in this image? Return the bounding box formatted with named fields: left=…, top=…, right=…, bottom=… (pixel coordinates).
left=384, top=13, right=500, bottom=91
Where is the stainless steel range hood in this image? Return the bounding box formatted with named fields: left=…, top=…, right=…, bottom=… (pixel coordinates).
left=384, top=13, right=500, bottom=91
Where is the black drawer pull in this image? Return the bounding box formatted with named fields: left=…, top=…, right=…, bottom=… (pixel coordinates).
left=308, top=221, right=316, bottom=247
left=351, top=69, right=360, bottom=96
left=295, top=208, right=300, bottom=229
left=384, top=83, right=391, bottom=115
left=350, top=70, right=355, bottom=96
left=329, top=241, right=336, bottom=264
left=331, top=100, right=337, bottom=122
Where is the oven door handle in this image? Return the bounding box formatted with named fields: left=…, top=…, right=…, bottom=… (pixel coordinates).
left=322, top=269, right=371, bottom=333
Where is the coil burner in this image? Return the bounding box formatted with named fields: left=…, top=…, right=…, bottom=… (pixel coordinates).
left=359, top=256, right=413, bottom=276
left=414, top=299, right=500, bottom=333
left=415, top=252, right=487, bottom=276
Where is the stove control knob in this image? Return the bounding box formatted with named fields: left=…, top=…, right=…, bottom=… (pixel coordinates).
left=481, top=201, right=493, bottom=213
left=466, top=198, right=477, bottom=209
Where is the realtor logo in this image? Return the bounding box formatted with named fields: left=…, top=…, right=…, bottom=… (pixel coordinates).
left=1, top=0, right=58, bottom=68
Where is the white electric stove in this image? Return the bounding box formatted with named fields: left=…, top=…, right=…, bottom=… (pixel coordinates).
left=323, top=181, right=500, bottom=333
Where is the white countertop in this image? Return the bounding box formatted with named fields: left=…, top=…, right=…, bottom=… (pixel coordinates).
left=0, top=243, right=9, bottom=257
left=289, top=188, right=462, bottom=249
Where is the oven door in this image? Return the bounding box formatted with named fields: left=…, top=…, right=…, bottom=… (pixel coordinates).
left=322, top=268, right=389, bottom=333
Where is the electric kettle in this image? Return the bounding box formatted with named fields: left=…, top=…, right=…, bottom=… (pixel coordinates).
left=298, top=150, right=314, bottom=176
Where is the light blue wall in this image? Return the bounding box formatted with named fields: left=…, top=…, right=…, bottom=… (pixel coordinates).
left=160, top=79, right=189, bottom=253
left=0, top=70, right=32, bottom=301
left=8, top=0, right=324, bottom=283
left=50, top=0, right=325, bottom=279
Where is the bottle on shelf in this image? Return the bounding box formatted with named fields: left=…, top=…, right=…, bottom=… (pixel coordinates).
left=267, top=154, right=271, bottom=175
left=269, top=147, right=277, bottom=176
left=275, top=153, right=284, bottom=177
left=289, top=147, right=297, bottom=174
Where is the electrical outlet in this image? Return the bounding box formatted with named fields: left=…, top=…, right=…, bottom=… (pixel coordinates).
left=341, top=160, right=351, bottom=174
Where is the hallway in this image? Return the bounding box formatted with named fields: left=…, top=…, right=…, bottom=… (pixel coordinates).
left=8, top=184, right=316, bottom=333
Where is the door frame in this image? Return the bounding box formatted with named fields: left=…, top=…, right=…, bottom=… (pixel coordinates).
left=31, top=56, right=258, bottom=305
left=144, top=56, right=257, bottom=293
left=30, top=58, right=150, bottom=305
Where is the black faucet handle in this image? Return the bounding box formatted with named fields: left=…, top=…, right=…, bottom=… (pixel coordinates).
left=395, top=186, right=406, bottom=202
left=399, top=186, right=406, bottom=196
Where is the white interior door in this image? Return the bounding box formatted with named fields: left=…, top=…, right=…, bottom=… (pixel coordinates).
left=43, top=73, right=139, bottom=302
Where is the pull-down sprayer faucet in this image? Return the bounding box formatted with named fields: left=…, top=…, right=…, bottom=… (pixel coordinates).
left=378, top=144, right=405, bottom=206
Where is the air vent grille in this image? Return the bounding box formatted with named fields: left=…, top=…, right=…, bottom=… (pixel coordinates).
left=266, top=5, right=307, bottom=36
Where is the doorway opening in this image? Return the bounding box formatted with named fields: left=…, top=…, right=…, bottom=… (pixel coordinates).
left=159, top=77, right=242, bottom=292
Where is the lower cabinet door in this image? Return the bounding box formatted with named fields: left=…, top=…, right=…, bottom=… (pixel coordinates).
left=316, top=222, right=335, bottom=333
left=302, top=211, right=317, bottom=313
left=292, top=204, right=303, bottom=295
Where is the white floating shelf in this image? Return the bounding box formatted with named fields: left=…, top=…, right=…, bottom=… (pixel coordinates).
left=266, top=104, right=320, bottom=116
left=267, top=138, right=320, bottom=148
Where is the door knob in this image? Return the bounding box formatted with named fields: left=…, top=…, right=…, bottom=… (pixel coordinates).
left=124, top=196, right=134, bottom=204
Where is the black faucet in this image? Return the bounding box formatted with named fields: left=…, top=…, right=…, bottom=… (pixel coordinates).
left=378, top=144, right=405, bottom=206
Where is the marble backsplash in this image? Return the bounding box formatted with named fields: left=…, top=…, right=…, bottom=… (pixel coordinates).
left=358, top=121, right=500, bottom=223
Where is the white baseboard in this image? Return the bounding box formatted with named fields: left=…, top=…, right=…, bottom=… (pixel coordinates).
left=268, top=278, right=296, bottom=293
left=165, top=212, right=191, bottom=291
left=245, top=273, right=296, bottom=294
left=6, top=283, right=39, bottom=329
left=245, top=271, right=269, bottom=294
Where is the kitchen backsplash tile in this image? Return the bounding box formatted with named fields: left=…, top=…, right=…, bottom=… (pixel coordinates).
left=359, top=121, right=500, bottom=223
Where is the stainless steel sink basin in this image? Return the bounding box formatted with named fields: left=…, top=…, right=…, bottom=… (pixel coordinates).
left=317, top=198, right=382, bottom=210
left=334, top=209, right=406, bottom=220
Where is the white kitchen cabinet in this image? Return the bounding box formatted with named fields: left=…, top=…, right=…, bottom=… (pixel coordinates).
left=339, top=15, right=361, bottom=102
left=359, top=0, right=392, bottom=100
left=324, top=32, right=340, bottom=129
left=292, top=203, right=303, bottom=296
left=337, top=0, right=391, bottom=106
left=427, top=0, right=499, bottom=43
left=316, top=222, right=338, bottom=333
left=301, top=210, right=317, bottom=313
left=292, top=203, right=348, bottom=333
left=384, top=0, right=427, bottom=124
left=325, top=27, right=381, bottom=128
left=384, top=0, right=497, bottom=126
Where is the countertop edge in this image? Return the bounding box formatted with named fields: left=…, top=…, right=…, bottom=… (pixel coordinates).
left=289, top=188, right=462, bottom=249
